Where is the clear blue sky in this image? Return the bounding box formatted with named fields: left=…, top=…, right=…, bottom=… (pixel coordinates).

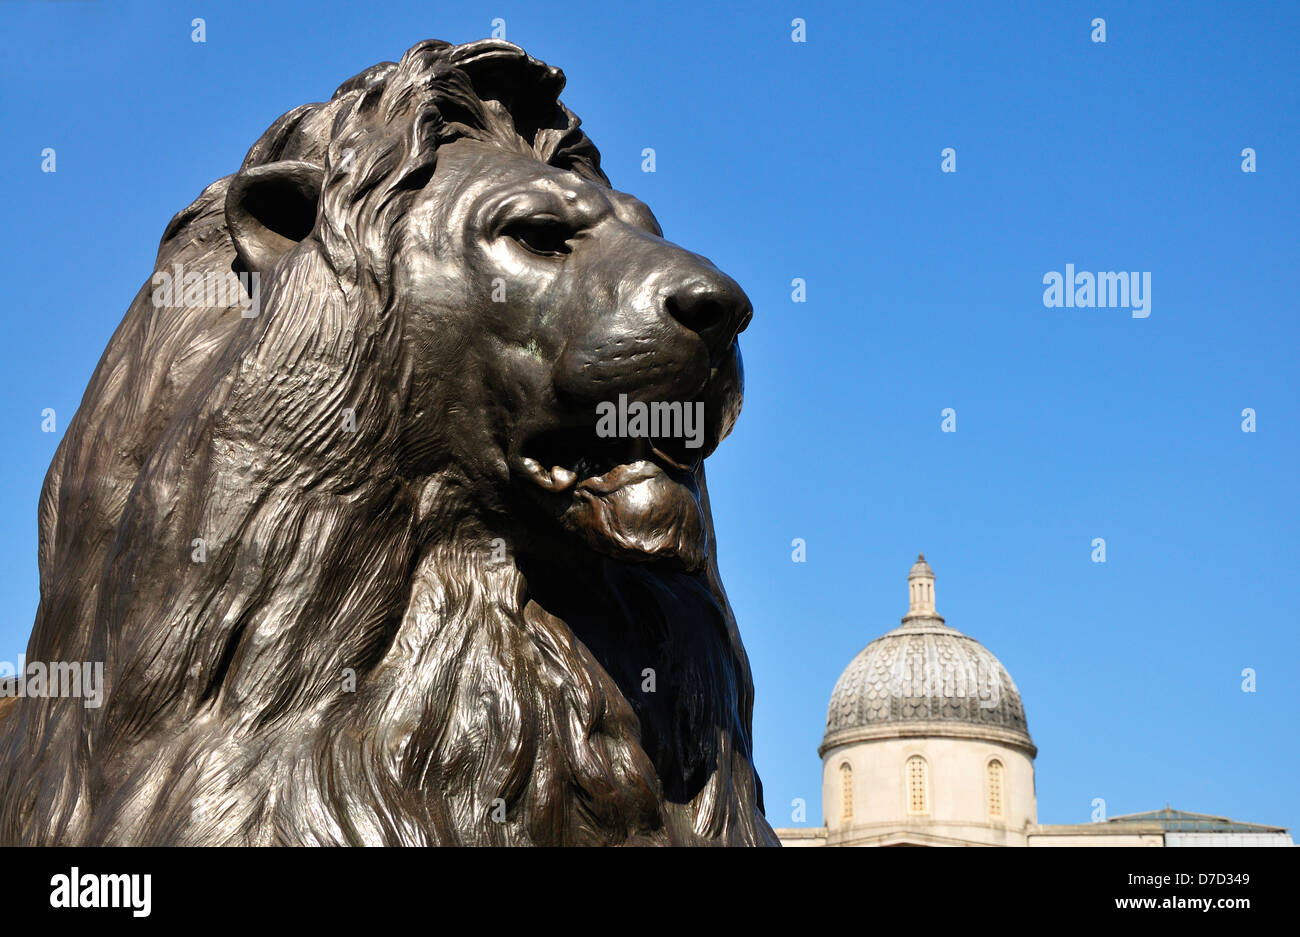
left=2, top=1, right=1296, bottom=835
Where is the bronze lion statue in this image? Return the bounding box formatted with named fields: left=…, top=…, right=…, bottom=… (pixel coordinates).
left=0, top=39, right=775, bottom=846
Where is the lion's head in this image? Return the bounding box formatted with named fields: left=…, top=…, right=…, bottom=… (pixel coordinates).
left=0, top=39, right=774, bottom=846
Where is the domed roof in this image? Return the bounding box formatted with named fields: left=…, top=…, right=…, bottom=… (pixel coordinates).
left=821, top=556, right=1034, bottom=755
left=908, top=553, right=934, bottom=579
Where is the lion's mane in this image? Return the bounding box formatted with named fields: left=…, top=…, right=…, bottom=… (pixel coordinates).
left=0, top=39, right=775, bottom=846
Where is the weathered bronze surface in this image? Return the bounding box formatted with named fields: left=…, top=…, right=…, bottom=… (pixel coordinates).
left=0, top=39, right=775, bottom=845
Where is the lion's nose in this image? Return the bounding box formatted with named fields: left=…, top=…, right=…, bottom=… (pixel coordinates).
left=663, top=277, right=752, bottom=358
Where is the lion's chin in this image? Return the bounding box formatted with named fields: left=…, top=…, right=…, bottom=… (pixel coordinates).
left=529, top=459, right=707, bottom=571
left=563, top=462, right=707, bottom=570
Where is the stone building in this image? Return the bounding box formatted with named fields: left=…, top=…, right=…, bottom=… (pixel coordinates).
left=774, top=555, right=1292, bottom=847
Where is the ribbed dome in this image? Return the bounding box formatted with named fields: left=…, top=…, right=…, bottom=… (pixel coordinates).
left=822, top=556, right=1033, bottom=753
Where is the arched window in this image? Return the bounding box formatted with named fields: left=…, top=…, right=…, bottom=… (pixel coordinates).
left=987, top=759, right=1004, bottom=819
left=906, top=755, right=928, bottom=815
left=840, top=763, right=853, bottom=821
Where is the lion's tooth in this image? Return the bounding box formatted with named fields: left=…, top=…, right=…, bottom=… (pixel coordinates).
left=521, top=457, right=577, bottom=493
left=521, top=457, right=549, bottom=485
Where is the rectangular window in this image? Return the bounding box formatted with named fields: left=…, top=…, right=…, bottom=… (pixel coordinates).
left=906, top=756, right=928, bottom=815
left=987, top=760, right=1004, bottom=819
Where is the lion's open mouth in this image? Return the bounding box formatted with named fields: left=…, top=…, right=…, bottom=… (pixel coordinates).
left=516, top=429, right=708, bottom=569
left=519, top=429, right=699, bottom=491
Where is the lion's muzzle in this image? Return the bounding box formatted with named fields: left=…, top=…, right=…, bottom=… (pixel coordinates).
left=513, top=233, right=750, bottom=570
left=552, top=230, right=751, bottom=407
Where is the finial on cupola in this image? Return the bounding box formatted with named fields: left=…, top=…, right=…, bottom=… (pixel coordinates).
left=906, top=553, right=937, bottom=617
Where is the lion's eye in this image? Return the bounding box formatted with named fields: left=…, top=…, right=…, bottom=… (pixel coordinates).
left=502, top=217, right=576, bottom=257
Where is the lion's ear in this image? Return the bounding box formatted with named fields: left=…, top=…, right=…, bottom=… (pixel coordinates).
left=225, top=161, right=324, bottom=274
